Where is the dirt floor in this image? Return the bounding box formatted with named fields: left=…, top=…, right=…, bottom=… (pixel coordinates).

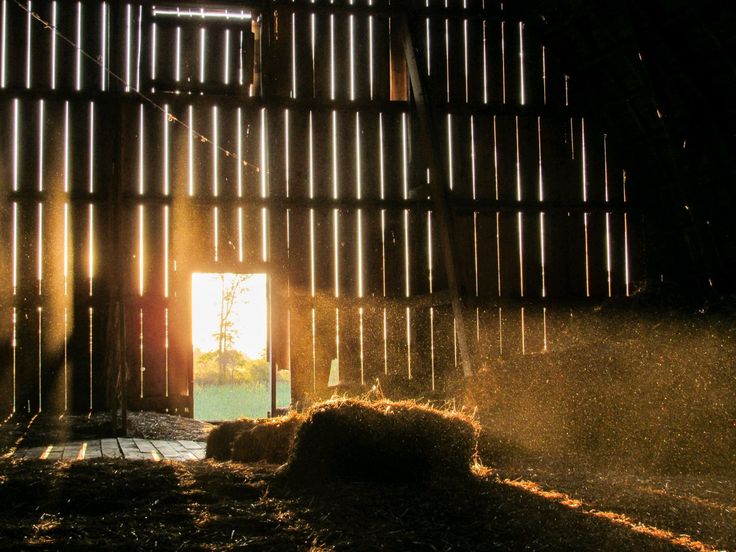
left=0, top=412, right=734, bottom=551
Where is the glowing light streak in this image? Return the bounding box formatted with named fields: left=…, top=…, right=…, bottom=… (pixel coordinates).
left=604, top=134, right=612, bottom=297
left=542, top=307, right=548, bottom=351
left=284, top=109, right=290, bottom=198
left=238, top=30, right=243, bottom=86
left=311, top=308, right=316, bottom=391
left=89, top=307, right=93, bottom=408
left=63, top=203, right=69, bottom=291
left=25, top=1, right=31, bottom=88
left=37, top=203, right=42, bottom=292
left=444, top=1, right=449, bottom=101
left=538, top=117, right=546, bottom=297
left=89, top=102, right=94, bottom=193
left=50, top=2, right=57, bottom=89
left=135, top=5, right=142, bottom=90
left=428, top=211, right=435, bottom=390
left=542, top=45, right=547, bottom=105
left=175, top=27, right=181, bottom=82
left=37, top=100, right=44, bottom=192
left=406, top=307, right=412, bottom=378
left=463, top=1, right=468, bottom=102
left=500, top=21, right=506, bottom=104
left=623, top=171, right=630, bottom=296
left=138, top=105, right=145, bottom=194
left=12, top=98, right=18, bottom=191
left=139, top=309, right=144, bottom=397
left=76, top=2, right=82, bottom=90
left=101, top=2, right=107, bottom=90
left=12, top=204, right=17, bottom=293
left=223, top=29, right=230, bottom=84
left=379, top=112, right=387, bottom=374
left=212, top=106, right=218, bottom=196
left=447, top=114, right=453, bottom=190
left=515, top=117, right=524, bottom=297
left=238, top=207, right=244, bottom=262
left=200, top=28, right=206, bottom=83
left=368, top=5, right=374, bottom=98
left=261, top=108, right=268, bottom=262
left=493, top=116, right=501, bottom=296
left=88, top=205, right=94, bottom=295
left=213, top=207, right=219, bottom=261
left=291, top=13, right=296, bottom=97
left=520, top=307, right=526, bottom=354
left=402, top=113, right=411, bottom=375
left=332, top=111, right=340, bottom=297
left=330, top=14, right=335, bottom=99
left=349, top=10, right=355, bottom=100
left=237, top=108, right=243, bottom=196
left=165, top=308, right=169, bottom=397
left=125, top=4, right=131, bottom=91
left=138, top=205, right=144, bottom=295
left=518, top=22, right=525, bottom=105
left=151, top=22, right=157, bottom=81
left=582, top=119, right=590, bottom=296
left=309, top=112, right=315, bottom=296
left=163, top=104, right=170, bottom=195
left=424, top=0, right=430, bottom=75
left=356, top=113, right=363, bottom=298
left=260, top=108, right=267, bottom=198
left=0, top=0, right=6, bottom=87
left=163, top=206, right=169, bottom=297
left=310, top=12, right=316, bottom=95
left=188, top=105, right=193, bottom=195
left=482, top=20, right=488, bottom=103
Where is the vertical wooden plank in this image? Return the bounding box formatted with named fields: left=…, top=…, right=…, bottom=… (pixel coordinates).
left=427, top=7, right=448, bottom=104
left=372, top=13, right=390, bottom=101
left=465, top=11, right=485, bottom=105
left=504, top=18, right=520, bottom=106
left=69, top=202, right=92, bottom=413
left=583, top=122, right=609, bottom=298
left=3, top=0, right=26, bottom=89
left=446, top=1, right=465, bottom=104
left=141, top=207, right=167, bottom=402
left=519, top=116, right=542, bottom=299
left=520, top=22, right=544, bottom=108
left=38, top=100, right=67, bottom=413
left=0, top=99, right=13, bottom=414
left=313, top=11, right=331, bottom=101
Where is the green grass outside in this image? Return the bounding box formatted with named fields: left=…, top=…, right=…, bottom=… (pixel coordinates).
left=193, top=381, right=291, bottom=421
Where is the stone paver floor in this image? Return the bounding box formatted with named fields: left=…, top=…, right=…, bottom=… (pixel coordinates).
left=12, top=438, right=206, bottom=461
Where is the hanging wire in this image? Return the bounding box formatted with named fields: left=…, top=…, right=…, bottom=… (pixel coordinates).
left=11, top=0, right=261, bottom=173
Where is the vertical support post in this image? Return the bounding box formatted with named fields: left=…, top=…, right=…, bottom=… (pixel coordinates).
left=261, top=0, right=276, bottom=415
left=399, top=14, right=475, bottom=377
left=105, top=98, right=128, bottom=434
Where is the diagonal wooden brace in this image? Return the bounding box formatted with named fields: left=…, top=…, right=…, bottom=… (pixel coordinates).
left=398, top=13, right=476, bottom=377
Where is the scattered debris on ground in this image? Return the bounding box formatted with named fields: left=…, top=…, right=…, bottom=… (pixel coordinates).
left=1, top=458, right=729, bottom=551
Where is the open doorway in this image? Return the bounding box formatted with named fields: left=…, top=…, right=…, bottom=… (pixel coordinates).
left=191, top=273, right=289, bottom=420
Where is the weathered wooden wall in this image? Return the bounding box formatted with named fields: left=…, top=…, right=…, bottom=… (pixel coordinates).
left=0, top=0, right=638, bottom=415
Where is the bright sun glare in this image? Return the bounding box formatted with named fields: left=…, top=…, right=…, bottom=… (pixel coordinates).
left=191, top=273, right=268, bottom=360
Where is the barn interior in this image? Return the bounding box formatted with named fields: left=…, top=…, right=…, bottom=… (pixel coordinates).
left=0, top=0, right=734, bottom=549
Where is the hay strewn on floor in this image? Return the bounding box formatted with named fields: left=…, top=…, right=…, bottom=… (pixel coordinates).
left=231, top=413, right=303, bottom=464
left=284, top=398, right=480, bottom=483
left=205, top=419, right=259, bottom=460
